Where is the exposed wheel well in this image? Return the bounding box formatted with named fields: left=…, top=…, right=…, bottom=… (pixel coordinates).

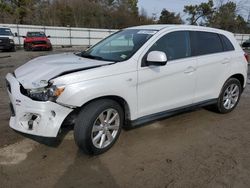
left=81, top=96, right=131, bottom=124
left=229, top=74, right=245, bottom=89
left=62, top=96, right=131, bottom=128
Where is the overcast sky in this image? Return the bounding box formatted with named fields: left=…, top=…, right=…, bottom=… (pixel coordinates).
left=138, top=0, right=250, bottom=20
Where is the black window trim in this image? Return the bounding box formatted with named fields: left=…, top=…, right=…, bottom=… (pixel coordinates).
left=141, top=30, right=235, bottom=67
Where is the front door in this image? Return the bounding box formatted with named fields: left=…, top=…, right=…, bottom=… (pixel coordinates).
left=137, top=31, right=197, bottom=117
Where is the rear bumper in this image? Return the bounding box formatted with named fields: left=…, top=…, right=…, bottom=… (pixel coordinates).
left=6, top=73, right=73, bottom=137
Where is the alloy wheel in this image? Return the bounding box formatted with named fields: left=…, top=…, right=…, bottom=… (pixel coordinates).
left=91, top=108, right=120, bottom=149
left=223, top=83, right=240, bottom=110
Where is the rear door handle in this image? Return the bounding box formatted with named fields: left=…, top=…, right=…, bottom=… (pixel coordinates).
left=222, top=58, right=230, bottom=64
left=184, top=66, right=196, bottom=74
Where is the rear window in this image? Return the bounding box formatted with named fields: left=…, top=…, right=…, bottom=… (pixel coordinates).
left=191, top=31, right=224, bottom=56
left=220, top=35, right=235, bottom=51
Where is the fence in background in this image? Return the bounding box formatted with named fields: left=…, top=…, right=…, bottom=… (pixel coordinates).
left=0, top=23, right=250, bottom=47
left=0, top=23, right=118, bottom=47
left=234, top=33, right=250, bottom=45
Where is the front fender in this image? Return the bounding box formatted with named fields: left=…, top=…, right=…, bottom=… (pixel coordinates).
left=56, top=72, right=138, bottom=120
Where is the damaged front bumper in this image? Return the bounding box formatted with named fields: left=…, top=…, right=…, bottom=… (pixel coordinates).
left=5, top=73, right=73, bottom=137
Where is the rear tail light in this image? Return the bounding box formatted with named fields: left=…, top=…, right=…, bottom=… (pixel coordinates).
left=244, top=53, right=249, bottom=63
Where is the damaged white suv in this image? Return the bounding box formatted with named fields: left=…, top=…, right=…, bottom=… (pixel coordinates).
left=6, top=25, right=248, bottom=155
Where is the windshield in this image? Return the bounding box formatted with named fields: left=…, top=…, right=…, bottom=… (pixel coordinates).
left=0, top=28, right=12, bottom=36
left=27, top=32, right=46, bottom=37
left=81, top=29, right=157, bottom=62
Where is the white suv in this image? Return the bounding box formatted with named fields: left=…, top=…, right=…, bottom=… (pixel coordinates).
left=6, top=25, right=248, bottom=154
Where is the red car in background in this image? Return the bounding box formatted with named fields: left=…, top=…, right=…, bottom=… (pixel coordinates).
left=23, top=32, right=52, bottom=51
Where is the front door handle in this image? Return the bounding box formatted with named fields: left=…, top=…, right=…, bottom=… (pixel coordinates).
left=184, top=66, right=196, bottom=74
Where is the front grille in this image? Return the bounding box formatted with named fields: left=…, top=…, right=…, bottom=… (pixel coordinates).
left=6, top=79, right=11, bottom=93
left=0, top=37, right=10, bottom=44
left=32, top=41, right=47, bottom=45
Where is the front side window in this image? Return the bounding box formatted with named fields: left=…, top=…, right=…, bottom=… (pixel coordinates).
left=147, top=31, right=191, bottom=61
left=191, top=31, right=224, bottom=56
left=81, top=29, right=157, bottom=62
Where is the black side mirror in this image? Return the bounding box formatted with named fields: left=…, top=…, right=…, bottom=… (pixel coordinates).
left=14, top=32, right=18, bottom=37
left=47, top=35, right=51, bottom=38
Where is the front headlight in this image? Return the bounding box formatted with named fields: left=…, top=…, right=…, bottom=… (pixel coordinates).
left=28, top=85, right=65, bottom=101
left=9, top=39, right=14, bottom=44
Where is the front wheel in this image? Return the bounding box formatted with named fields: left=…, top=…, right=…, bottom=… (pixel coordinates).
left=48, top=46, right=53, bottom=51
left=215, top=78, right=242, bottom=113
left=24, top=43, right=30, bottom=51
left=10, top=46, right=16, bottom=52
left=74, top=99, right=123, bottom=155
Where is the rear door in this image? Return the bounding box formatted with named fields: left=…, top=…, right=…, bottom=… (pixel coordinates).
left=190, top=31, right=231, bottom=103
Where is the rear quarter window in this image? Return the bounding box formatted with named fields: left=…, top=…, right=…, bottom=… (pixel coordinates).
left=191, top=31, right=224, bottom=56
left=220, top=34, right=235, bottom=51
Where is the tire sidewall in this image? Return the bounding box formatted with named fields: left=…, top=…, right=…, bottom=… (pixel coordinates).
left=217, top=78, right=242, bottom=113
left=74, top=99, right=124, bottom=155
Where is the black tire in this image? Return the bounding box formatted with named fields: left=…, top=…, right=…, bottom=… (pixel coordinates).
left=9, top=46, right=16, bottom=52
left=24, top=44, right=27, bottom=51
left=48, top=46, right=53, bottom=51
left=214, top=78, right=242, bottom=114
left=74, top=99, right=124, bottom=155
left=24, top=43, right=30, bottom=51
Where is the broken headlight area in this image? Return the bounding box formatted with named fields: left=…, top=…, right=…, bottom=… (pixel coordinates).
left=21, top=84, right=65, bottom=102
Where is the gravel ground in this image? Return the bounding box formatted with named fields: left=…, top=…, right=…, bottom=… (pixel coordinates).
left=0, top=48, right=250, bottom=188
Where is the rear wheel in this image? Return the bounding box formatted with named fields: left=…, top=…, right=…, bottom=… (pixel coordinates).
left=74, top=99, right=123, bottom=155
left=215, top=78, right=242, bottom=113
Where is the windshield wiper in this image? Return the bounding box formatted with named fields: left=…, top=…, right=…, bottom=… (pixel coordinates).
left=80, top=52, right=116, bottom=62
left=80, top=52, right=105, bottom=60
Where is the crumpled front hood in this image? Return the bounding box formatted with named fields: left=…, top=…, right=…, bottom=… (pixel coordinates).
left=15, top=53, right=113, bottom=89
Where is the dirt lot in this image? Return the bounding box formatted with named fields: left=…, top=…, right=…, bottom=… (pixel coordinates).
left=0, top=48, right=250, bottom=188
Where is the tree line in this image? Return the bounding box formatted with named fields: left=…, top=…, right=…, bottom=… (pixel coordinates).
left=0, top=0, right=249, bottom=33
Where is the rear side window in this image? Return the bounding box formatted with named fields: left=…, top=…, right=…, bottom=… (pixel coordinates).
left=191, top=31, right=224, bottom=56
left=147, top=31, right=191, bottom=61
left=220, top=35, right=235, bottom=51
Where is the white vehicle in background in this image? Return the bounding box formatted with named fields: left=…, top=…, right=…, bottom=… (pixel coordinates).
left=6, top=25, right=248, bottom=155
left=0, top=27, right=16, bottom=52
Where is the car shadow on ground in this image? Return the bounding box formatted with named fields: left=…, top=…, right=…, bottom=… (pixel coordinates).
left=15, top=104, right=223, bottom=148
